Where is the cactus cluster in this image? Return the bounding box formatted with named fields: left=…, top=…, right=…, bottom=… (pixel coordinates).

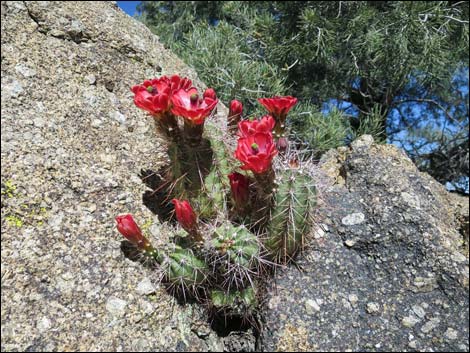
left=115, top=75, right=318, bottom=320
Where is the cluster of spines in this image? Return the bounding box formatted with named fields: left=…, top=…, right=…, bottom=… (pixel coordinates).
left=265, top=167, right=317, bottom=263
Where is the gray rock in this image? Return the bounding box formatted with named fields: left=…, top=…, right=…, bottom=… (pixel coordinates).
left=402, top=315, right=420, bottom=328
left=348, top=294, right=358, bottom=307
left=106, top=297, right=127, bottom=317
left=85, top=74, right=96, bottom=85
left=341, top=212, right=365, bottom=225
left=421, top=317, right=440, bottom=334
left=261, top=138, right=469, bottom=352
left=350, top=134, right=374, bottom=150
left=3, top=78, right=23, bottom=98
left=136, top=277, right=156, bottom=296
left=113, top=111, right=126, bottom=124
left=91, top=118, right=102, bottom=128
left=1, top=1, right=226, bottom=352
left=37, top=317, right=52, bottom=333
left=15, top=63, right=37, bottom=77
left=445, top=327, right=459, bottom=340
left=305, top=299, right=321, bottom=314
left=33, top=117, right=45, bottom=128
left=412, top=304, right=426, bottom=319
left=366, top=302, right=380, bottom=314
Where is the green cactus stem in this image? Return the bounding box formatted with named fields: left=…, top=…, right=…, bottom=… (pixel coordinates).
left=265, top=168, right=317, bottom=263
left=183, top=120, right=205, bottom=147
left=196, top=124, right=232, bottom=218
left=154, top=112, right=180, bottom=139
left=163, top=245, right=209, bottom=288
left=210, top=286, right=257, bottom=317
left=211, top=222, right=261, bottom=290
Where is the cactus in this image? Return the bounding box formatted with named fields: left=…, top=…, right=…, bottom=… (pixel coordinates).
left=196, top=124, right=232, bottom=218
left=210, top=222, right=262, bottom=290
left=163, top=245, right=209, bottom=290
left=120, top=76, right=318, bottom=323
left=210, top=286, right=257, bottom=318
left=265, top=167, right=317, bottom=263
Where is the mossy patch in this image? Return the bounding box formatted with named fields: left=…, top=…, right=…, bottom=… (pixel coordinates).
left=1, top=180, right=17, bottom=198
left=5, top=215, right=23, bottom=228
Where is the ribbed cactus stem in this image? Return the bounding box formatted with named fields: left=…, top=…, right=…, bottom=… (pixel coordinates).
left=183, top=120, right=204, bottom=147
left=254, top=168, right=275, bottom=197
left=265, top=169, right=317, bottom=262
left=154, top=111, right=180, bottom=140
left=165, top=246, right=208, bottom=287
left=211, top=286, right=257, bottom=316
left=143, top=245, right=165, bottom=264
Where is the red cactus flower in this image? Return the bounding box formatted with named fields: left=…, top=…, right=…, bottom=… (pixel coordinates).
left=131, top=78, right=172, bottom=117
left=238, top=115, right=275, bottom=137
left=131, top=75, right=194, bottom=118
left=171, top=88, right=218, bottom=125
left=203, top=88, right=217, bottom=101
left=258, top=96, right=298, bottom=121
left=228, top=172, right=250, bottom=207
left=228, top=100, right=243, bottom=126
left=115, top=214, right=150, bottom=250
left=172, top=199, right=198, bottom=234
left=167, top=74, right=193, bottom=93
left=234, top=131, right=278, bottom=174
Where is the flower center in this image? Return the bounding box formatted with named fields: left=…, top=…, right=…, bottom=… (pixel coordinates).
left=146, top=85, right=157, bottom=94
left=251, top=143, right=259, bottom=154
left=190, top=93, right=199, bottom=105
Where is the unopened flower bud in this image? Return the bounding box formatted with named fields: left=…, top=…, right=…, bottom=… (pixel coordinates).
left=172, top=199, right=198, bottom=234
left=203, top=88, right=217, bottom=101
left=277, top=137, right=288, bottom=152
left=115, top=214, right=151, bottom=250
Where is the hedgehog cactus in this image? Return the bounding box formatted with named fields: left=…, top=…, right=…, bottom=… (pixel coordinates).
left=162, top=245, right=209, bottom=290
left=116, top=75, right=318, bottom=320
left=210, top=286, right=257, bottom=318
left=265, top=167, right=317, bottom=263
left=210, top=222, right=262, bottom=290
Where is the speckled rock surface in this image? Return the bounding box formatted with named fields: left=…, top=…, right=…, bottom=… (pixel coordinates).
left=260, top=136, right=469, bottom=352
left=1, top=1, right=232, bottom=351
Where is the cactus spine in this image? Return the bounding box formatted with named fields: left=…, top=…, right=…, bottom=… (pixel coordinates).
left=265, top=168, right=317, bottom=262
left=164, top=245, right=209, bottom=288
left=210, top=222, right=262, bottom=290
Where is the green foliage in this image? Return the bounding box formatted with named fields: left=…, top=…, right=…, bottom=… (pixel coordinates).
left=178, top=22, right=286, bottom=113
left=288, top=104, right=350, bottom=157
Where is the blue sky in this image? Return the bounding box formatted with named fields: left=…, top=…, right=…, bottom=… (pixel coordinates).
left=117, top=1, right=140, bottom=16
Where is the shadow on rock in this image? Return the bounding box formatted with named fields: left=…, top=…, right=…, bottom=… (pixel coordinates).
left=140, top=168, right=175, bottom=223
